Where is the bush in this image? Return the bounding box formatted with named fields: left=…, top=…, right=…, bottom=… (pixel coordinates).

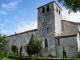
left=8, top=56, right=77, bottom=60
left=38, top=53, right=43, bottom=57
left=76, top=52, right=80, bottom=58
left=48, top=54, right=56, bottom=58
left=8, top=55, right=19, bottom=59
left=9, top=51, right=14, bottom=56
left=11, top=45, right=17, bottom=55
left=0, top=50, right=6, bottom=60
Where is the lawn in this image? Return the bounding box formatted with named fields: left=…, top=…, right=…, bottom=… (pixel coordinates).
left=2, top=57, right=16, bottom=60
left=77, top=58, right=80, bottom=60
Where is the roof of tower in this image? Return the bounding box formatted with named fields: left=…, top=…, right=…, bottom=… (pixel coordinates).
left=37, top=1, right=62, bottom=10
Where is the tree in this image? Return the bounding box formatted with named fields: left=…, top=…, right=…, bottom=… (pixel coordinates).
left=35, top=40, right=42, bottom=55
left=11, top=45, right=16, bottom=55
left=58, top=0, right=80, bottom=13
left=26, top=34, right=42, bottom=56
left=0, top=33, right=8, bottom=60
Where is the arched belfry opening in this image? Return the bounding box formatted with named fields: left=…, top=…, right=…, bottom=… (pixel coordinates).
left=46, top=5, right=49, bottom=11
left=42, top=7, right=45, bottom=13
left=45, top=39, right=48, bottom=48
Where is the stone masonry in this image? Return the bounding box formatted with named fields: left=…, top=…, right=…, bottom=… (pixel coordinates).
left=4, top=1, right=80, bottom=58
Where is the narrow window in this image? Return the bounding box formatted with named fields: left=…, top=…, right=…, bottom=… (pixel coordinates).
left=43, top=19, right=45, bottom=21
left=46, top=5, right=49, bottom=11
left=57, top=39, right=60, bottom=45
left=45, top=39, right=48, bottom=48
left=16, top=48, right=18, bottom=54
left=42, top=7, right=45, bottom=13
left=56, top=7, right=58, bottom=12
left=63, top=47, right=66, bottom=58
left=57, top=9, right=58, bottom=12
left=59, top=10, right=60, bottom=14
left=47, top=28, right=49, bottom=32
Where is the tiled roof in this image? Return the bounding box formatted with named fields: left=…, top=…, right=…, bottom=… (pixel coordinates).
left=55, top=34, right=77, bottom=38
left=62, top=20, right=78, bottom=24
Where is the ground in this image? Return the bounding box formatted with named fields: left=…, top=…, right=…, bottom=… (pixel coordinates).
left=2, top=57, right=16, bottom=60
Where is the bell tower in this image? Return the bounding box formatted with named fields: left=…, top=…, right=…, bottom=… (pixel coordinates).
left=37, top=1, right=62, bottom=56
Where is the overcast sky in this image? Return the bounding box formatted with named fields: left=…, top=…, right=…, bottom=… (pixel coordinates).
left=0, top=0, right=80, bottom=36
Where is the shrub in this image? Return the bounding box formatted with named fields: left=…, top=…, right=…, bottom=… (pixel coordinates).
left=11, top=45, right=17, bottom=55
left=9, top=51, right=14, bottom=55
left=76, top=52, right=80, bottom=58
left=8, top=55, right=19, bottom=59
left=8, top=56, right=77, bottom=60
left=48, top=54, right=56, bottom=58
left=0, top=50, right=6, bottom=60
left=38, top=53, right=43, bottom=57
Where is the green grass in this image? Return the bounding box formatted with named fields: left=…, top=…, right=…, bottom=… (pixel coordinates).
left=2, top=57, right=16, bottom=60
left=77, top=58, right=80, bottom=60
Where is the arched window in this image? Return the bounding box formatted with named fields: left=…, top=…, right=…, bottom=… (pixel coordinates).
left=46, top=5, right=49, bottom=11
left=45, top=39, right=48, bottom=48
left=42, top=7, right=45, bottom=13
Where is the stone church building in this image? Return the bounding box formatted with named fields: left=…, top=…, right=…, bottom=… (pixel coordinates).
left=4, top=1, right=80, bottom=58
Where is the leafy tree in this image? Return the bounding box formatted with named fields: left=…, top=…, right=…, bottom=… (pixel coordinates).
left=27, top=34, right=35, bottom=56
left=0, top=33, right=8, bottom=60
left=0, top=50, right=6, bottom=60
left=58, top=0, right=80, bottom=13
left=35, top=40, right=42, bottom=55
left=26, top=34, right=42, bottom=56
left=11, top=45, right=16, bottom=55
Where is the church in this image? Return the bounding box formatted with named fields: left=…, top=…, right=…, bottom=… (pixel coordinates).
left=4, top=1, right=80, bottom=58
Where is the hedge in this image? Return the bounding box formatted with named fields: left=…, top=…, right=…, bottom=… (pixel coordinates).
left=8, top=56, right=77, bottom=60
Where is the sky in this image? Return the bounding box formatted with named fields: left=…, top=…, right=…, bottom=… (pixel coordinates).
left=0, top=0, right=80, bottom=36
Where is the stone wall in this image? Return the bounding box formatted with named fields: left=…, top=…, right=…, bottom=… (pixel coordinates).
left=54, top=2, right=62, bottom=36
left=37, top=2, right=57, bottom=56
left=56, top=36, right=78, bottom=58
left=5, top=29, right=37, bottom=56
left=4, top=1, right=79, bottom=58
left=62, top=20, right=78, bottom=35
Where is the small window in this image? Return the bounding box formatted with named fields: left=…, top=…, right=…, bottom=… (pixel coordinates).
left=42, top=7, right=45, bottom=13
left=45, top=39, right=48, bottom=48
left=59, top=10, right=60, bottom=14
left=47, top=28, right=49, bottom=32
left=43, top=19, right=45, bottom=21
left=57, top=9, right=58, bottom=12
left=16, top=48, right=18, bottom=53
left=56, top=7, right=58, bottom=12
left=46, top=5, right=49, bottom=11
left=57, top=39, right=60, bottom=45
